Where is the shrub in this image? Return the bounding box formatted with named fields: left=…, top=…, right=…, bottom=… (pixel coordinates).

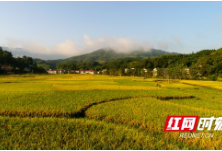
left=209, top=74, right=218, bottom=81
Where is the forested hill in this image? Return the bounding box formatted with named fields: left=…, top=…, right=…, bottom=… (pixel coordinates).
left=0, top=47, right=45, bottom=73
left=51, top=48, right=222, bottom=80
left=65, top=49, right=176, bottom=63
left=34, top=48, right=177, bottom=69
left=2, top=45, right=222, bottom=80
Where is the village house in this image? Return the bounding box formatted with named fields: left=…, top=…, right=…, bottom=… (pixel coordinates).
left=74, top=70, right=80, bottom=74
left=124, top=68, right=129, bottom=73
left=142, top=68, right=148, bottom=73
left=47, top=69, right=64, bottom=74
left=124, top=68, right=136, bottom=74
left=183, top=68, right=190, bottom=75
left=47, top=69, right=95, bottom=75
left=141, top=68, right=149, bottom=75
left=23, top=67, right=31, bottom=73
left=85, top=70, right=95, bottom=75
left=47, top=69, right=57, bottom=74
left=57, top=70, right=64, bottom=74
left=102, top=69, right=107, bottom=73
left=101, top=69, right=107, bottom=74
left=80, top=70, right=85, bottom=74
left=182, top=68, right=191, bottom=79
left=1, top=65, right=13, bottom=74
left=1, top=65, right=12, bottom=70
left=89, top=70, right=95, bottom=74
left=152, top=68, right=167, bottom=78
left=153, top=68, right=158, bottom=77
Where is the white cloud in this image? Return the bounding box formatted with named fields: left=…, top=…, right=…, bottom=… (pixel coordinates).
left=4, top=36, right=153, bottom=59
left=54, top=40, right=79, bottom=56
left=155, top=37, right=183, bottom=52
left=6, top=38, right=52, bottom=55
left=82, top=35, right=152, bottom=53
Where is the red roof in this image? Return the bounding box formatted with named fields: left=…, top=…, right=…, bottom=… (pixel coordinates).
left=1, top=65, right=12, bottom=68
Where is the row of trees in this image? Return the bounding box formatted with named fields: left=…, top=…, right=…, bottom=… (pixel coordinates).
left=2, top=46, right=222, bottom=80
left=56, top=48, right=222, bottom=80
left=0, top=47, right=45, bottom=74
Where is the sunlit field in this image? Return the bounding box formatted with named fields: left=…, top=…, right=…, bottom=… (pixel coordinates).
left=1, top=74, right=222, bottom=149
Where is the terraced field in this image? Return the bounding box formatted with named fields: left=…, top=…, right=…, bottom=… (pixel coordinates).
left=0, top=74, right=222, bottom=149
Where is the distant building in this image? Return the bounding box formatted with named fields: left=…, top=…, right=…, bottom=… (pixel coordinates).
left=80, top=70, right=85, bottom=74
left=47, top=69, right=94, bottom=75
left=152, top=68, right=167, bottom=78
left=24, top=67, right=31, bottom=72
left=1, top=65, right=13, bottom=74
left=153, top=68, right=158, bottom=77
left=183, top=68, right=190, bottom=75
left=102, top=69, right=107, bottom=72
left=1, top=65, right=12, bottom=70
left=47, top=69, right=58, bottom=74
left=75, top=70, right=80, bottom=74
left=85, top=70, right=95, bottom=74
left=124, top=68, right=129, bottom=73
left=57, top=70, right=64, bottom=74
left=101, top=69, right=107, bottom=74
left=142, top=68, right=148, bottom=73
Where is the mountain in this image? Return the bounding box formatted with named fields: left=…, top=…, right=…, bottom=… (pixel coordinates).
left=2, top=47, right=61, bottom=60
left=65, top=49, right=176, bottom=63
left=34, top=48, right=178, bottom=69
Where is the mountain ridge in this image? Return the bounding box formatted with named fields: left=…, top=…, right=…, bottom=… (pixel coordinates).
left=34, top=48, right=178, bottom=69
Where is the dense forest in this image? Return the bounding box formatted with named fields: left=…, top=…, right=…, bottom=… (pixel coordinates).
left=34, top=49, right=176, bottom=69
left=0, top=47, right=45, bottom=74
left=56, top=48, right=222, bottom=80
left=1, top=46, right=222, bottom=80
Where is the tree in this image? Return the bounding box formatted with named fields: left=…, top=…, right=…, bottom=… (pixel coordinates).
left=189, top=66, right=200, bottom=80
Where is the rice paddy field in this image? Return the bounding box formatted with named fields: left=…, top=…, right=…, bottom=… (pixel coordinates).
left=1, top=74, right=222, bottom=149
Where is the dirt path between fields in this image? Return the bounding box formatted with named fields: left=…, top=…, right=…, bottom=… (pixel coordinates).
left=0, top=95, right=195, bottom=118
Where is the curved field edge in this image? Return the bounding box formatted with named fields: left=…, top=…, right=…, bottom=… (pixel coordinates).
left=2, top=75, right=222, bottom=149
left=0, top=95, right=195, bottom=118
left=85, top=97, right=222, bottom=149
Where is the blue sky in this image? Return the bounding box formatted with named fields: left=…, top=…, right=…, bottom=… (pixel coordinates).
left=0, top=1, right=222, bottom=59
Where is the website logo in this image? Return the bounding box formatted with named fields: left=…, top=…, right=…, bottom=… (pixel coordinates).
left=164, top=116, right=199, bottom=131
left=164, top=116, right=222, bottom=132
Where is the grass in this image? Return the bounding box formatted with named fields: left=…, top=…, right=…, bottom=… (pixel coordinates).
left=1, top=74, right=222, bottom=149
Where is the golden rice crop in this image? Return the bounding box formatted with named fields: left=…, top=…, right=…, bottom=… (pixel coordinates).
left=1, top=74, right=222, bottom=149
